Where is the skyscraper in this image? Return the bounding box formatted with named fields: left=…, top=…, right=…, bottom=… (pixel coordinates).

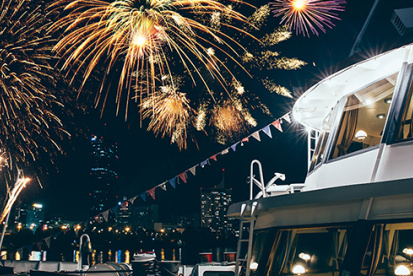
left=200, top=171, right=234, bottom=235
left=89, top=135, right=119, bottom=216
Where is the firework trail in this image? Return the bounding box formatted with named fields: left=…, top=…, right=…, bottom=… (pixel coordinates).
left=271, top=0, right=346, bottom=37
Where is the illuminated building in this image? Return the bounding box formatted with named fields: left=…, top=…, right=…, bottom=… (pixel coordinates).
left=130, top=204, right=159, bottom=230
left=15, top=203, right=45, bottom=231
left=89, top=135, right=119, bottom=216
left=200, top=172, right=234, bottom=235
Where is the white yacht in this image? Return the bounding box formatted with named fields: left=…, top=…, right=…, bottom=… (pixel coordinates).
left=227, top=43, right=413, bottom=276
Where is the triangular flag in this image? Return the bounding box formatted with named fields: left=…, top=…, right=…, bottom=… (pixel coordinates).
left=94, top=215, right=101, bottom=224
left=111, top=206, right=119, bottom=216
left=148, top=188, right=156, bottom=200
left=129, top=196, right=138, bottom=204
left=121, top=201, right=128, bottom=211
left=102, top=210, right=109, bottom=222
left=221, top=148, right=229, bottom=155
left=189, top=166, right=197, bottom=176
left=210, top=154, right=217, bottom=162
left=282, top=113, right=291, bottom=123
left=231, top=142, right=239, bottom=151
left=169, top=177, right=177, bottom=188
left=241, top=137, right=249, bottom=143
left=160, top=183, right=167, bottom=191
left=179, top=172, right=187, bottom=183
left=44, top=237, right=51, bottom=249
left=272, top=119, right=283, bottom=132
left=200, top=160, right=209, bottom=168
left=139, top=192, right=147, bottom=201
left=251, top=131, right=261, bottom=141
left=262, top=125, right=272, bottom=139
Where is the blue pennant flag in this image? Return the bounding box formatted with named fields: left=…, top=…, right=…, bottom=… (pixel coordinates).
left=111, top=206, right=119, bottom=216
left=262, top=125, right=272, bottom=139
left=200, top=160, right=208, bottom=168
left=231, top=142, right=239, bottom=152
left=168, top=177, right=177, bottom=189
left=139, top=192, right=147, bottom=201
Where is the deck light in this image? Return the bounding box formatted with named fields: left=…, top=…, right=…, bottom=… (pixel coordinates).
left=384, top=98, right=392, bottom=104
left=395, top=265, right=411, bottom=276
left=299, top=253, right=311, bottom=262
left=376, top=113, right=386, bottom=119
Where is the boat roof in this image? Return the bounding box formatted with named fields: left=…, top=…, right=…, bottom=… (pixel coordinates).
left=293, top=43, right=413, bottom=130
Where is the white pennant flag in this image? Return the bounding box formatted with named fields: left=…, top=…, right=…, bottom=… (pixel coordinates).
left=102, top=210, right=109, bottom=222
left=251, top=131, right=261, bottom=142
left=189, top=166, right=197, bottom=176
left=282, top=113, right=291, bottom=123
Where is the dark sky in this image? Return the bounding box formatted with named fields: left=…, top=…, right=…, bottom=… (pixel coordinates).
left=17, top=0, right=413, bottom=222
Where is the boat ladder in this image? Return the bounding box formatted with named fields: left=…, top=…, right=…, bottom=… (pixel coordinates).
left=235, top=201, right=258, bottom=276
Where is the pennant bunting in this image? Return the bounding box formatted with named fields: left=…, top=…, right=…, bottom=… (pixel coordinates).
left=169, top=177, right=177, bottom=188
left=179, top=172, right=187, bottom=183
left=189, top=166, right=197, bottom=176
left=241, top=137, right=249, bottom=143
left=160, top=182, right=167, bottom=191
left=148, top=188, right=156, bottom=200
left=231, top=142, right=239, bottom=152
left=44, top=237, right=51, bottom=249
left=200, top=160, right=209, bottom=168
left=102, top=210, right=109, bottom=222
left=251, top=131, right=261, bottom=141
left=94, top=215, right=101, bottom=224
left=139, top=192, right=147, bottom=202
left=221, top=148, right=229, bottom=155
left=129, top=196, right=138, bottom=204
left=272, top=119, right=283, bottom=132
left=282, top=113, right=291, bottom=123
left=210, top=154, right=217, bottom=162
left=262, top=125, right=272, bottom=139
left=111, top=206, right=119, bottom=216
left=121, top=201, right=128, bottom=211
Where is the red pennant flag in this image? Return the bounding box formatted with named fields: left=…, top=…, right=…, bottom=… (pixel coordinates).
left=94, top=215, right=101, bottom=224
left=179, top=172, right=187, bottom=183
left=241, top=137, right=249, bottom=143
left=272, top=119, right=283, bottom=132
left=148, top=188, right=156, bottom=200
left=210, top=154, right=217, bottom=162
left=121, top=201, right=128, bottom=211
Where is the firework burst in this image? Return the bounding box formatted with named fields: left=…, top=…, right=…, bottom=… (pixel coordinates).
left=141, top=86, right=195, bottom=149
left=0, top=0, right=69, bottom=168
left=48, top=0, right=256, bottom=119
left=271, top=0, right=346, bottom=37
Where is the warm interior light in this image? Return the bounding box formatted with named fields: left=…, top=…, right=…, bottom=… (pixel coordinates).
left=292, top=264, right=306, bottom=274
left=292, top=0, right=306, bottom=10
left=376, top=113, right=386, bottom=119
left=250, top=262, right=258, bottom=271
left=384, top=98, right=392, bottom=104
left=395, top=265, right=411, bottom=276
left=403, top=248, right=413, bottom=255
left=299, top=252, right=311, bottom=261
left=355, top=130, right=367, bottom=140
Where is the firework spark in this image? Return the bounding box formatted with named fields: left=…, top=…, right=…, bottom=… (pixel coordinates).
left=271, top=0, right=346, bottom=37
left=210, top=98, right=256, bottom=144
left=141, top=87, right=195, bottom=149
left=49, top=0, right=255, bottom=119
left=0, top=0, right=69, bottom=167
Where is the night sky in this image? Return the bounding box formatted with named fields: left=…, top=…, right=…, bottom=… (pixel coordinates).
left=16, top=0, right=413, bottom=222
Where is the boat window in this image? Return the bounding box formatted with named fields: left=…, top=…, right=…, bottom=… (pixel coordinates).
left=250, top=227, right=350, bottom=276
left=396, top=76, right=413, bottom=141
left=309, top=105, right=339, bottom=172
left=329, top=72, right=398, bottom=159
left=359, top=223, right=413, bottom=276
